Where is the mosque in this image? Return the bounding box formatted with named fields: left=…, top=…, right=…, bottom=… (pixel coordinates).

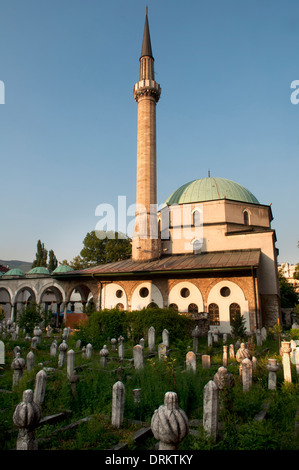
left=0, top=11, right=281, bottom=334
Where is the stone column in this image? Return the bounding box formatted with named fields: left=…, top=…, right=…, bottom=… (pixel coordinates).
left=111, top=381, right=125, bottom=428
left=13, top=389, right=41, bottom=450
left=151, top=391, right=189, bottom=450
left=203, top=380, right=219, bottom=441
left=223, top=345, right=228, bottom=367
left=191, top=326, right=200, bottom=353
left=266, top=358, right=280, bottom=390
left=67, top=349, right=75, bottom=377
left=281, top=341, right=292, bottom=383
left=242, top=358, right=252, bottom=392
left=33, top=369, right=47, bottom=408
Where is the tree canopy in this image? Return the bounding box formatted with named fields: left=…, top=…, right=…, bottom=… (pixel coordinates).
left=32, top=240, right=58, bottom=271
left=80, top=230, right=131, bottom=266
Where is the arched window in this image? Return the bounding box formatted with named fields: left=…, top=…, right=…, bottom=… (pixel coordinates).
left=229, top=303, right=241, bottom=324
left=208, top=303, right=220, bottom=325
left=193, top=210, right=201, bottom=227
left=116, top=303, right=124, bottom=311
left=147, top=302, right=158, bottom=309
left=188, top=303, right=198, bottom=313
left=193, top=238, right=202, bottom=254
left=243, top=211, right=249, bottom=226
left=169, top=303, right=178, bottom=312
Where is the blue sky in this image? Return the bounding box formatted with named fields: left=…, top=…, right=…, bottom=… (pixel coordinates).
left=0, top=0, right=298, bottom=265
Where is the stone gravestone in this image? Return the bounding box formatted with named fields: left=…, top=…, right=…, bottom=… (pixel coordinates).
left=0, top=340, right=5, bottom=365
left=13, top=389, right=41, bottom=450
left=202, top=354, right=211, bottom=369
left=186, top=351, right=196, bottom=372
left=162, top=329, right=169, bottom=348
left=111, top=381, right=125, bottom=428
left=148, top=326, right=155, bottom=353
left=33, top=370, right=47, bottom=408
left=267, top=358, right=280, bottom=390
left=281, top=341, right=292, bottom=383
left=26, top=351, right=35, bottom=372
left=133, top=345, right=144, bottom=370
left=158, top=343, right=167, bottom=360
left=203, top=380, right=219, bottom=442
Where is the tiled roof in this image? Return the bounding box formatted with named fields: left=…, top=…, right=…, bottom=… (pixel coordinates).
left=56, top=249, right=261, bottom=277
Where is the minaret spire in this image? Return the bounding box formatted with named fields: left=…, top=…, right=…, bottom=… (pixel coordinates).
left=132, top=9, right=161, bottom=262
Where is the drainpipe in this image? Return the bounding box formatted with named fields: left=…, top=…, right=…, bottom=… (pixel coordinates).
left=252, top=266, right=259, bottom=331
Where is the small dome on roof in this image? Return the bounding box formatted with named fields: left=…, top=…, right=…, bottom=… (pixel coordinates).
left=3, top=268, right=25, bottom=276
left=52, top=264, right=74, bottom=274
left=28, top=267, right=50, bottom=275
left=165, top=177, right=260, bottom=206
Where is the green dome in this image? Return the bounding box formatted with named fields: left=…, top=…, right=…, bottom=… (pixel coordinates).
left=52, top=265, right=74, bottom=274
left=3, top=268, right=25, bottom=276
left=165, top=177, right=259, bottom=205
left=28, top=267, right=50, bottom=275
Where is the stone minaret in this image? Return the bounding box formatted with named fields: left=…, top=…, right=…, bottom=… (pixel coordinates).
left=132, top=9, right=161, bottom=262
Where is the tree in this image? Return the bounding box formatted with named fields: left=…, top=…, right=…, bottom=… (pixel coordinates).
left=278, top=271, right=298, bottom=308
left=48, top=249, right=58, bottom=271
left=80, top=230, right=131, bottom=266
left=230, top=311, right=247, bottom=339
left=32, top=240, right=48, bottom=268
left=294, top=263, right=299, bottom=280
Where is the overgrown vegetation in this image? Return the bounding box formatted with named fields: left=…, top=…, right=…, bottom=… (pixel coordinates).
left=0, top=308, right=298, bottom=450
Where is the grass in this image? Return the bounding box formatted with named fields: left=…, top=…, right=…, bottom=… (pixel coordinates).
left=0, top=330, right=299, bottom=450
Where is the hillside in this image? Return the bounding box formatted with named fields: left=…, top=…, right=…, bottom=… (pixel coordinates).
left=0, top=260, right=32, bottom=273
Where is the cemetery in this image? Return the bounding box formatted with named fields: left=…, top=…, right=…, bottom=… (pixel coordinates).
left=0, top=306, right=299, bottom=451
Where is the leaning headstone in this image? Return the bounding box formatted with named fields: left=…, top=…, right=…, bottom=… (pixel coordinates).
left=26, top=351, right=35, bottom=372
left=0, top=340, right=4, bottom=364
left=202, top=355, right=211, bottom=369
left=281, top=341, right=292, bottom=383
left=151, top=391, right=189, bottom=450
left=11, top=352, right=26, bottom=387
left=33, top=369, right=47, bottom=408
left=148, top=326, right=155, bottom=352
left=13, top=389, right=41, bottom=450
left=111, top=381, right=125, bottom=428
left=162, top=329, right=169, bottom=348
left=186, top=351, right=196, bottom=372
left=133, top=344, right=144, bottom=370
left=203, top=380, right=219, bottom=441
left=267, top=358, right=280, bottom=390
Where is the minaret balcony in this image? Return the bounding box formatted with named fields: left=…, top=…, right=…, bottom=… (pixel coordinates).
left=134, top=80, right=161, bottom=102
